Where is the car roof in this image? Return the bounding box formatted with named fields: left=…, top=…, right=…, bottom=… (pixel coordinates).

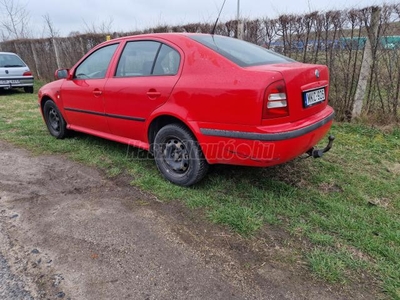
left=112, top=32, right=204, bottom=40
left=103, top=32, right=213, bottom=45
left=0, top=52, right=20, bottom=56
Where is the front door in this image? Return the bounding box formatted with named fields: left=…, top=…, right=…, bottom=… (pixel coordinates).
left=61, top=43, right=119, bottom=133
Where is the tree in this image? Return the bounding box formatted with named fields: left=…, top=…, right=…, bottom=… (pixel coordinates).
left=0, top=0, right=30, bottom=41
left=83, top=16, right=114, bottom=34
left=42, top=13, right=59, bottom=38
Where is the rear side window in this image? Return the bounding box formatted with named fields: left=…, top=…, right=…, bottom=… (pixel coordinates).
left=190, top=35, right=293, bottom=67
left=0, top=53, right=26, bottom=68
left=153, top=44, right=180, bottom=75
left=115, top=41, right=180, bottom=77
left=116, top=41, right=160, bottom=77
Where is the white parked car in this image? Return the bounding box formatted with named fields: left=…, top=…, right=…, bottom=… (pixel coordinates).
left=0, top=52, right=34, bottom=93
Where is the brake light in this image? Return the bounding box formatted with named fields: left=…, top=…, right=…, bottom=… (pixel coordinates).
left=23, top=71, right=32, bottom=76
left=263, top=80, right=289, bottom=119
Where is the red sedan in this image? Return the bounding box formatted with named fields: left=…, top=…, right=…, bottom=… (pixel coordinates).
left=38, top=33, right=334, bottom=186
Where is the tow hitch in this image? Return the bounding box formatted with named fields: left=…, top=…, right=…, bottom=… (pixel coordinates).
left=306, top=135, right=335, bottom=158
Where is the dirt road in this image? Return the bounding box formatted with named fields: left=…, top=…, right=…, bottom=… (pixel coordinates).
left=0, top=140, right=371, bottom=299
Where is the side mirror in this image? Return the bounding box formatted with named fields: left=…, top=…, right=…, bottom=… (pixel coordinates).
left=55, top=69, right=69, bottom=80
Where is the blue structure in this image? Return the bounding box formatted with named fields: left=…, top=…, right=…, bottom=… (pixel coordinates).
left=267, top=36, right=400, bottom=52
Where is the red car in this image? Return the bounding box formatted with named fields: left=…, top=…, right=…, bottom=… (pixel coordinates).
left=38, top=33, right=334, bottom=186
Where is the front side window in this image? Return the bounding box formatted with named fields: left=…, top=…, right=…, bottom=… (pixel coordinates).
left=74, top=44, right=118, bottom=79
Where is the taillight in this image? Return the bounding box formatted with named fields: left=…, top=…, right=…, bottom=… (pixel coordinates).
left=263, top=79, right=289, bottom=119
left=23, top=71, right=32, bottom=76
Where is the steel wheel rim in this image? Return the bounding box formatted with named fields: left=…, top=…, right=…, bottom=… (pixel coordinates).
left=48, top=108, right=60, bottom=132
left=163, top=138, right=189, bottom=173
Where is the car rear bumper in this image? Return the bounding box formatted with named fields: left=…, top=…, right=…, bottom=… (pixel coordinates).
left=193, top=106, right=334, bottom=167
left=0, top=77, right=34, bottom=88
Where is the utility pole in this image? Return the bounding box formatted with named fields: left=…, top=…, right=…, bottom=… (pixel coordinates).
left=237, top=0, right=240, bottom=20
left=237, top=0, right=244, bottom=39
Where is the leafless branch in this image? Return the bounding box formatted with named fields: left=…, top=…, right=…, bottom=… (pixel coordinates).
left=83, top=16, right=114, bottom=34
left=0, top=0, right=30, bottom=40
left=42, top=13, right=60, bottom=38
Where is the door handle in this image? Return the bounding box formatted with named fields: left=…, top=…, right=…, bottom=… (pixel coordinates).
left=93, top=89, right=103, bottom=97
left=147, top=89, right=161, bottom=99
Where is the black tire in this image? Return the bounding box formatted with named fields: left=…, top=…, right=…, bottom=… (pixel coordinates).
left=154, top=124, right=209, bottom=186
left=43, top=100, right=69, bottom=139
left=24, top=86, right=34, bottom=94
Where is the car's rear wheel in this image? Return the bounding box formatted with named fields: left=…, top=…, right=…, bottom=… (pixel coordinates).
left=43, top=100, right=69, bottom=139
left=24, top=86, right=34, bottom=94
left=154, top=124, right=209, bottom=186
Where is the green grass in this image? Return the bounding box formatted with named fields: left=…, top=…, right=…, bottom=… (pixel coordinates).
left=1, top=82, right=399, bottom=298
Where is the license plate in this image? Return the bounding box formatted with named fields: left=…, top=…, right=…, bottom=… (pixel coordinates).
left=0, top=80, right=20, bottom=84
left=304, top=88, right=325, bottom=107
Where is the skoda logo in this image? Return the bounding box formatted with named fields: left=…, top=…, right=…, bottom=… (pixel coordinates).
left=5, top=70, right=9, bottom=74
left=315, top=69, right=320, bottom=79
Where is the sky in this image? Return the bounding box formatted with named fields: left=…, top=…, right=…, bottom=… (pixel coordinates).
left=20, top=0, right=394, bottom=37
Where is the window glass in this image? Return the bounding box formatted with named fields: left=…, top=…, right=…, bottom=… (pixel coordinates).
left=74, top=44, right=118, bottom=79
left=190, top=35, right=294, bottom=67
left=0, top=54, right=26, bottom=67
left=115, top=41, right=160, bottom=77
left=153, top=44, right=180, bottom=75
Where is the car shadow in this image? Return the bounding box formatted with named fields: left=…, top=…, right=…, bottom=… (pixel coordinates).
left=70, top=131, right=315, bottom=192
left=0, top=88, right=26, bottom=96
left=207, top=159, right=313, bottom=189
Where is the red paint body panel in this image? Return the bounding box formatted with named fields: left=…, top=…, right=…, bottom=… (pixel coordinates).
left=192, top=106, right=333, bottom=166
left=61, top=78, right=109, bottom=132
left=38, top=33, right=334, bottom=169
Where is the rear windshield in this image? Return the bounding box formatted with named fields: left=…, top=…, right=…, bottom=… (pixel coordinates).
left=190, top=35, right=293, bottom=67
left=0, top=53, right=26, bottom=68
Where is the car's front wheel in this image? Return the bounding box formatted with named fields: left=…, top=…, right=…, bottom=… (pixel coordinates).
left=43, top=100, right=69, bottom=139
left=154, top=124, right=209, bottom=186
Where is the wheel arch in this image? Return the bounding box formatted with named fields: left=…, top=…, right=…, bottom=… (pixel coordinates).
left=40, top=95, right=69, bottom=123
left=40, top=96, right=53, bottom=116
left=147, top=114, right=199, bottom=152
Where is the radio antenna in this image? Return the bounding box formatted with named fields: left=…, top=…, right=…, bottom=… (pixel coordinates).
left=211, top=0, right=227, bottom=35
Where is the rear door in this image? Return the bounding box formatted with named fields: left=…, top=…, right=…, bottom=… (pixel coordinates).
left=103, top=40, right=181, bottom=142
left=61, top=43, right=119, bottom=133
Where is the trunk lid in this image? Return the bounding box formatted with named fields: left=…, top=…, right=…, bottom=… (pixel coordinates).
left=0, top=66, right=30, bottom=77
left=249, top=62, right=329, bottom=123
